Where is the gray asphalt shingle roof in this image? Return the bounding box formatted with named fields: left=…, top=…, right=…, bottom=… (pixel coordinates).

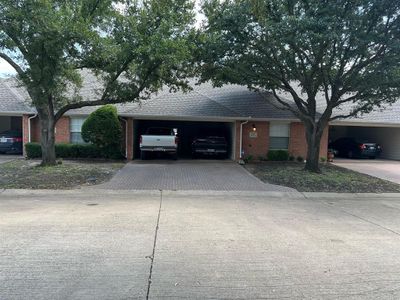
left=277, top=84, right=400, bottom=126
left=0, top=74, right=297, bottom=120
left=0, top=72, right=399, bottom=125
left=0, top=78, right=34, bottom=114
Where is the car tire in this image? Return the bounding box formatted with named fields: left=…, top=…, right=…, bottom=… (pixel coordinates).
left=370, top=156, right=376, bottom=159
left=172, top=153, right=178, bottom=160
left=140, top=151, right=147, bottom=160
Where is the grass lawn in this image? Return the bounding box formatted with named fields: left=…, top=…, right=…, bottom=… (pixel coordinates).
left=0, top=159, right=125, bottom=189
left=245, top=162, right=400, bottom=193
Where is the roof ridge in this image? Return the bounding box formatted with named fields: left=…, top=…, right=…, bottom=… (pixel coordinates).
left=192, top=89, right=242, bottom=117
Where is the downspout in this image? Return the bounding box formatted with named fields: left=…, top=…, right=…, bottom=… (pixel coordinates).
left=28, top=113, right=38, bottom=142
left=119, top=117, right=128, bottom=159
left=239, top=118, right=250, bottom=161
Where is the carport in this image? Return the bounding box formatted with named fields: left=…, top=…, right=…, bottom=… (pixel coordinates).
left=329, top=124, right=400, bottom=160
left=133, top=119, right=235, bottom=160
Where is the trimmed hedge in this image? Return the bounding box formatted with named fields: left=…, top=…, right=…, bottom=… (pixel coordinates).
left=81, top=105, right=122, bottom=159
left=25, top=143, right=107, bottom=159
left=267, top=150, right=290, bottom=161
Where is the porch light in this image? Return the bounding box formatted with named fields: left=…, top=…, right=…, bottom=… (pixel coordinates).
left=252, top=124, right=257, bottom=131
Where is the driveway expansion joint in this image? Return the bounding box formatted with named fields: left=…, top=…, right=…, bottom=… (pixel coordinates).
left=146, top=190, right=163, bottom=300
left=313, top=197, right=400, bottom=237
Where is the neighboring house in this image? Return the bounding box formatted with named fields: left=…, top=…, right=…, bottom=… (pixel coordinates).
left=0, top=73, right=398, bottom=160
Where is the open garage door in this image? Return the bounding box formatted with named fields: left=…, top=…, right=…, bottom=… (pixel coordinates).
left=134, top=119, right=235, bottom=160
left=0, top=116, right=22, bottom=133
left=329, top=125, right=400, bottom=160
left=0, top=116, right=23, bottom=154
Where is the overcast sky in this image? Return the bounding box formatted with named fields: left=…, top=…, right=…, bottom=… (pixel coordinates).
left=0, top=59, right=16, bottom=77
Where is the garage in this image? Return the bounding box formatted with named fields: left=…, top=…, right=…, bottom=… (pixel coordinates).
left=0, top=116, right=23, bottom=154
left=133, top=119, right=235, bottom=160
left=329, top=124, right=400, bottom=160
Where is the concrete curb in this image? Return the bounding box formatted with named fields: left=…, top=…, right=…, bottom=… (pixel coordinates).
left=161, top=190, right=305, bottom=198
left=302, top=192, right=400, bottom=199
left=2, top=188, right=400, bottom=199
left=0, top=188, right=161, bottom=197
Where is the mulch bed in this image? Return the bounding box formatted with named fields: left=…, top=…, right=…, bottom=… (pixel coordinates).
left=245, top=161, right=400, bottom=193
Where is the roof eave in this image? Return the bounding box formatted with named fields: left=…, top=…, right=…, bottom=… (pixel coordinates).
left=330, top=120, right=400, bottom=128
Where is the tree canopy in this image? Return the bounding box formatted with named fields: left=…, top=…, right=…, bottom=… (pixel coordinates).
left=0, top=0, right=197, bottom=164
left=199, top=0, right=400, bottom=171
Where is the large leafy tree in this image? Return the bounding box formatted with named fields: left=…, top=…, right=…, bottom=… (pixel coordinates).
left=0, top=0, right=196, bottom=165
left=199, top=0, right=400, bottom=172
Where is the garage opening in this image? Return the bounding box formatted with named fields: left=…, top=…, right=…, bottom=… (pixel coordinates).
left=329, top=125, right=400, bottom=160
left=0, top=116, right=23, bottom=154
left=0, top=116, right=22, bottom=132
left=134, top=119, right=235, bottom=160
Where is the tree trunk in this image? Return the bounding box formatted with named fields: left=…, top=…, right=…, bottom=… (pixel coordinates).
left=304, top=124, right=323, bottom=173
left=39, top=112, right=57, bottom=166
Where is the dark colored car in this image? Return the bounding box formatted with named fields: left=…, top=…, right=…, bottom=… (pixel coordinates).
left=191, top=136, right=228, bottom=158
left=0, top=130, right=23, bottom=154
left=329, top=137, right=382, bottom=159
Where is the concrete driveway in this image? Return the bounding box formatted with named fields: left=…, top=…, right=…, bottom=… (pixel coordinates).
left=2, top=189, right=400, bottom=299
left=97, top=160, right=294, bottom=191
left=333, top=158, right=400, bottom=184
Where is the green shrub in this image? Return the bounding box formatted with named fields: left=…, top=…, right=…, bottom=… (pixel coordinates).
left=267, top=150, right=289, bottom=161
left=25, top=142, right=42, bottom=158
left=320, top=157, right=327, bottom=163
left=25, top=143, right=107, bottom=159
left=244, top=155, right=254, bottom=163
left=296, top=156, right=304, bottom=162
left=81, top=104, right=122, bottom=158
left=258, top=155, right=268, bottom=161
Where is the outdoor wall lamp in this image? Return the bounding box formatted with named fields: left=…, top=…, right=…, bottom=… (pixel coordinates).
left=252, top=124, right=257, bottom=131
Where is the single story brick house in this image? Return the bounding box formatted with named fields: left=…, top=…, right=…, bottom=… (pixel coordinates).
left=1, top=74, right=399, bottom=160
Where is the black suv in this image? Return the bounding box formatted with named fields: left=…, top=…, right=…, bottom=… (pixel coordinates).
left=0, top=130, right=23, bottom=154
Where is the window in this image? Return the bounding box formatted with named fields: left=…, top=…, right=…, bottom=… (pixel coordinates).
left=70, top=117, right=86, bottom=144
left=269, top=123, right=290, bottom=150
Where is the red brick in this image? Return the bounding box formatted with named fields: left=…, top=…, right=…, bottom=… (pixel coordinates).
left=126, top=118, right=134, bottom=160
left=288, top=122, right=329, bottom=159
left=24, top=115, right=70, bottom=144
left=235, top=121, right=270, bottom=160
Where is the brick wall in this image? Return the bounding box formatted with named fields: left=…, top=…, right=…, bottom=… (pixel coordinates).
left=24, top=115, right=70, bottom=143
left=126, top=118, right=134, bottom=160
left=54, top=117, right=70, bottom=143
left=235, top=121, right=270, bottom=160
left=234, top=120, right=329, bottom=161
left=288, top=122, right=329, bottom=159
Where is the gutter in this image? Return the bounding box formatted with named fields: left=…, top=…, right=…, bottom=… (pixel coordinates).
left=28, top=114, right=38, bottom=142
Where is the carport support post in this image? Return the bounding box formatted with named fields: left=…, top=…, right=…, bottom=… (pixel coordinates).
left=239, top=119, right=250, bottom=160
